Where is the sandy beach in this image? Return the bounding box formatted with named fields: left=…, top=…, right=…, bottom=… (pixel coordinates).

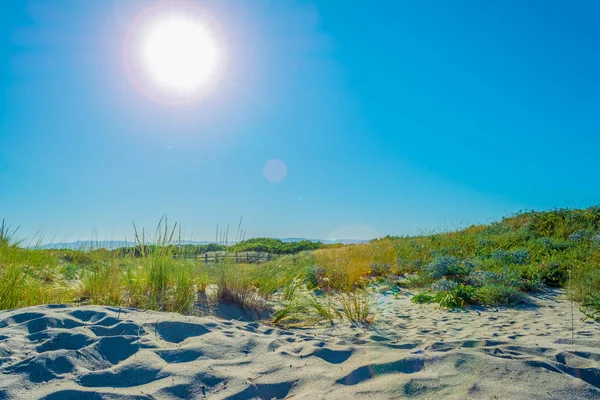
left=1, top=288, right=599, bottom=399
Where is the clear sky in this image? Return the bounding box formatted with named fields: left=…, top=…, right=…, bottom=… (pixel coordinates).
left=1, top=0, right=599, bottom=243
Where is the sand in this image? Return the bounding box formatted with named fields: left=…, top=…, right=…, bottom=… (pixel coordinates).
left=1, top=288, right=599, bottom=399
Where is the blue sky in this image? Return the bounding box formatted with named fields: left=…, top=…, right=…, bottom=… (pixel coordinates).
left=1, top=0, right=599, bottom=243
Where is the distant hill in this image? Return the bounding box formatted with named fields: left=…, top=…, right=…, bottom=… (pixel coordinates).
left=38, top=241, right=134, bottom=250
left=38, top=240, right=212, bottom=250
left=38, top=238, right=370, bottom=250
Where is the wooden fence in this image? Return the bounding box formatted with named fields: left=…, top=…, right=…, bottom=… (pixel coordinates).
left=194, top=252, right=274, bottom=263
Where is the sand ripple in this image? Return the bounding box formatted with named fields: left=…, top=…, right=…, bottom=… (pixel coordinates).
left=0, top=297, right=599, bottom=399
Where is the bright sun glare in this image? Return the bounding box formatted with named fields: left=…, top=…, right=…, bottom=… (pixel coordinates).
left=141, top=17, right=218, bottom=94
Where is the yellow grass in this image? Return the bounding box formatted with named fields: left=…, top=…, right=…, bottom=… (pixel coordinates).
left=314, top=240, right=397, bottom=290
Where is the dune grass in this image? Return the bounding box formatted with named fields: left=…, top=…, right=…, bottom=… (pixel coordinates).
left=1, top=207, right=599, bottom=324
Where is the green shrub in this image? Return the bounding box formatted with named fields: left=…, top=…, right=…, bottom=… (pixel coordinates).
left=412, top=284, right=476, bottom=309
left=411, top=292, right=435, bottom=304
left=526, top=261, right=564, bottom=286
left=436, top=284, right=477, bottom=309
left=476, top=284, right=525, bottom=306
left=230, top=238, right=323, bottom=254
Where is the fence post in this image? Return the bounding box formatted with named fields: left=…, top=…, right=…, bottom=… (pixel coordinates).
left=204, top=253, right=208, bottom=263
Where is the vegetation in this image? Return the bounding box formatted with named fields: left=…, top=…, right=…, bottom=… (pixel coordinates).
left=229, top=238, right=324, bottom=254
left=391, top=206, right=600, bottom=311
left=113, top=243, right=226, bottom=258
left=111, top=237, right=325, bottom=259
left=0, top=206, right=599, bottom=324
left=581, top=294, right=600, bottom=322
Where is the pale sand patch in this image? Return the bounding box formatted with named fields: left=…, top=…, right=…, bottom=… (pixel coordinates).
left=0, top=288, right=599, bottom=399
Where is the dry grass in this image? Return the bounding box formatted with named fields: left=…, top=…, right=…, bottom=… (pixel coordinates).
left=314, top=240, right=396, bottom=290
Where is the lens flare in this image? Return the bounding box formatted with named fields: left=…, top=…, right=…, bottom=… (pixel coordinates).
left=263, top=159, right=288, bottom=183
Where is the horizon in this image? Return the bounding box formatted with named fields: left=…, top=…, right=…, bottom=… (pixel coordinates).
left=2, top=1, right=600, bottom=243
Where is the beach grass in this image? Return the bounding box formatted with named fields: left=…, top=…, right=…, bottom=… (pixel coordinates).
left=1, top=207, right=599, bottom=324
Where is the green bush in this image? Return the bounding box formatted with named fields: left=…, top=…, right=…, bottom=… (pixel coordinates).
left=411, top=292, right=435, bottom=304
left=476, top=284, right=525, bottom=306
left=230, top=238, right=323, bottom=254
left=411, top=284, right=476, bottom=309
left=436, top=284, right=477, bottom=309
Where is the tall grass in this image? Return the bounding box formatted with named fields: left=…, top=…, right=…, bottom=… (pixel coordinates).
left=273, top=293, right=336, bottom=325
left=0, top=219, right=20, bottom=247
left=0, top=265, right=26, bottom=309
left=215, top=262, right=263, bottom=310
left=337, top=290, right=374, bottom=324
left=77, top=217, right=201, bottom=313
left=272, top=290, right=373, bottom=325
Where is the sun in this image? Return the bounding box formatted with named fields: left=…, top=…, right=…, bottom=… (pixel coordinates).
left=123, top=2, right=221, bottom=103
left=141, top=17, right=218, bottom=94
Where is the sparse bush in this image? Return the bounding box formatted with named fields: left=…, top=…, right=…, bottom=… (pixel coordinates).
left=436, top=284, right=477, bottom=309
left=521, top=275, right=545, bottom=292
left=424, top=256, right=460, bottom=279
left=412, top=284, right=476, bottom=309
left=467, top=267, right=522, bottom=288
left=369, top=263, right=392, bottom=277
left=533, top=261, right=565, bottom=286
left=412, top=292, right=435, bottom=304
left=484, top=221, right=511, bottom=235
left=537, top=237, right=573, bottom=251
left=569, top=230, right=586, bottom=242
left=462, top=258, right=478, bottom=272
left=467, top=270, right=496, bottom=287
left=476, top=238, right=494, bottom=249
left=490, top=249, right=529, bottom=265
left=530, top=207, right=600, bottom=238
left=432, top=278, right=458, bottom=292
left=63, top=264, right=84, bottom=281
left=401, top=273, right=433, bottom=288
left=476, top=284, right=525, bottom=306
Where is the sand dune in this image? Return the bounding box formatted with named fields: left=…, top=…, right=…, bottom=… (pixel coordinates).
left=1, top=289, right=599, bottom=399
